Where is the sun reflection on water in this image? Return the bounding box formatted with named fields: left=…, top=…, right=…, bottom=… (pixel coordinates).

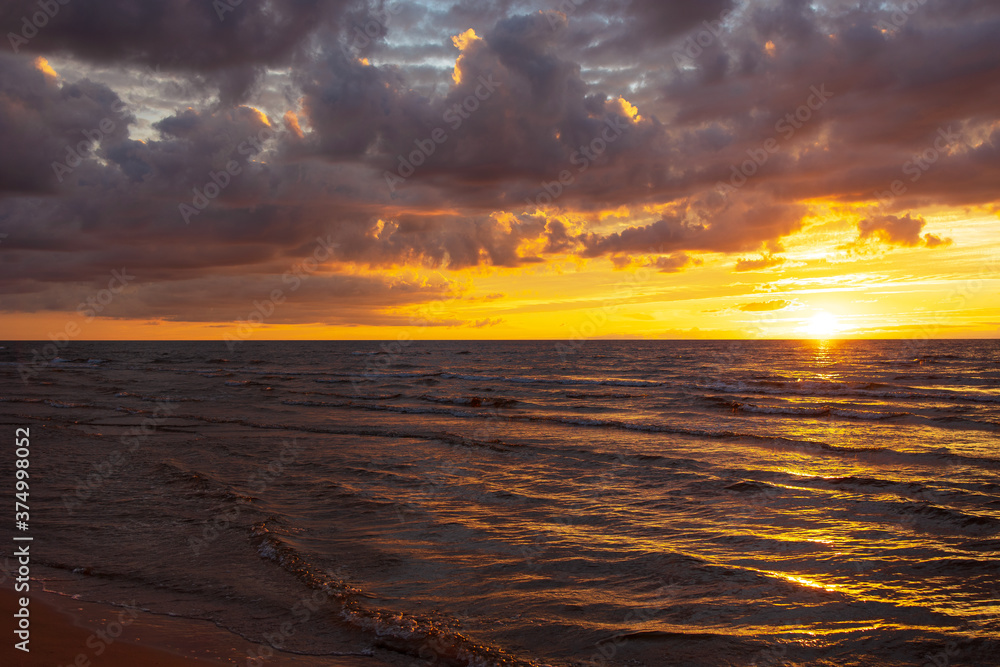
left=764, top=570, right=842, bottom=593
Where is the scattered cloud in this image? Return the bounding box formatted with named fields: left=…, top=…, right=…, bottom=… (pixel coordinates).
left=856, top=214, right=953, bottom=249
left=735, top=254, right=787, bottom=272
left=739, top=300, right=792, bottom=312
left=649, top=253, right=703, bottom=273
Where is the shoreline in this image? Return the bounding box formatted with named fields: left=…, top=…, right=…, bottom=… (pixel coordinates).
left=1, top=584, right=397, bottom=666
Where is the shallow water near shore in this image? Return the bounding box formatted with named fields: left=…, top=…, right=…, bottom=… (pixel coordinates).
left=2, top=339, right=999, bottom=666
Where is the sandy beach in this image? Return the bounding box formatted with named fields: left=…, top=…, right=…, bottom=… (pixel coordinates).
left=2, top=585, right=393, bottom=667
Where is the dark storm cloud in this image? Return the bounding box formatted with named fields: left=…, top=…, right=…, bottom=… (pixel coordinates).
left=1, top=0, right=999, bottom=323
left=0, top=271, right=459, bottom=326
left=551, top=0, right=736, bottom=57
left=290, top=0, right=1000, bottom=241
left=1, top=0, right=356, bottom=102
left=0, top=53, right=132, bottom=194
left=579, top=196, right=808, bottom=257
left=294, top=9, right=655, bottom=181
left=308, top=210, right=547, bottom=269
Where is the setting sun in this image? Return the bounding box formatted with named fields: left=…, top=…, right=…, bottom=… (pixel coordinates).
left=806, top=310, right=842, bottom=339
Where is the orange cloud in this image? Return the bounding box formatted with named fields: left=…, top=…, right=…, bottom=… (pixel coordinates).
left=283, top=110, right=304, bottom=138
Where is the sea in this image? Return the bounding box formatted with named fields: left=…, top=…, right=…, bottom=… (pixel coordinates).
left=1, top=340, right=999, bottom=666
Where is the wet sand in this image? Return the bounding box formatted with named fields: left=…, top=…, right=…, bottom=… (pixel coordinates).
left=1, top=585, right=396, bottom=666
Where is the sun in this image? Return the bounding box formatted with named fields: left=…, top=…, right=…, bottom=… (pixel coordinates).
left=806, top=310, right=841, bottom=339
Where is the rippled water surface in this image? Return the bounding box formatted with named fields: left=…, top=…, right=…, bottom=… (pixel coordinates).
left=1, top=340, right=998, bottom=666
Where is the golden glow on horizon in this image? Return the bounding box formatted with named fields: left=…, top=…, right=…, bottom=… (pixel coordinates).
left=4, top=209, right=998, bottom=341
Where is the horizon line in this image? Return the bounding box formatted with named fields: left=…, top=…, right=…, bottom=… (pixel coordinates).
left=2, top=338, right=998, bottom=343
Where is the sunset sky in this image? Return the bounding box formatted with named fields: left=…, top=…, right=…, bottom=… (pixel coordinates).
left=1, top=0, right=998, bottom=340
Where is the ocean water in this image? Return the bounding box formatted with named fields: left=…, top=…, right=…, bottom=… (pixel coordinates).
left=1, top=340, right=999, bottom=666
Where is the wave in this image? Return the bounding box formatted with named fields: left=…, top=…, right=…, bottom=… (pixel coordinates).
left=699, top=379, right=1000, bottom=405
left=21, top=356, right=110, bottom=367
left=893, top=501, right=1000, bottom=535
left=141, top=365, right=327, bottom=377
left=248, top=522, right=536, bottom=666
left=797, top=475, right=984, bottom=508
left=267, top=398, right=1000, bottom=471
left=958, top=538, right=1000, bottom=552
left=722, top=400, right=910, bottom=421
left=930, top=416, right=1000, bottom=432
left=706, top=397, right=1000, bottom=432
left=115, top=391, right=203, bottom=403
left=44, top=399, right=95, bottom=409
left=723, top=481, right=776, bottom=493
left=420, top=395, right=519, bottom=408
left=275, top=398, right=836, bottom=452
left=288, top=390, right=403, bottom=401
left=352, top=371, right=442, bottom=379
left=441, top=373, right=663, bottom=387
left=152, top=462, right=255, bottom=504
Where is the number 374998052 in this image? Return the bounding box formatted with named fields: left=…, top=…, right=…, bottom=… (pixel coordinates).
left=15, top=428, right=30, bottom=525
